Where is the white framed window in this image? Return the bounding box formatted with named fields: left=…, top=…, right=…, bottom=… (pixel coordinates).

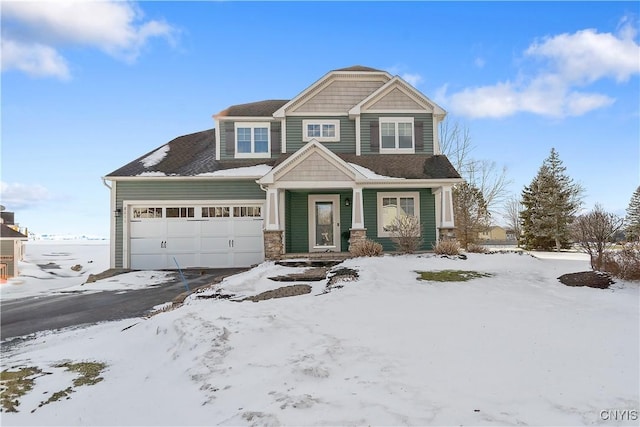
left=235, top=122, right=270, bottom=158
left=302, top=119, right=340, bottom=142
left=132, top=207, right=163, bottom=219
left=166, top=207, right=195, bottom=218
left=379, top=117, right=414, bottom=153
left=376, top=192, right=420, bottom=237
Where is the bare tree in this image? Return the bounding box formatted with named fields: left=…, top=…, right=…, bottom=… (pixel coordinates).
left=453, top=182, right=490, bottom=249
left=440, top=119, right=511, bottom=216
left=390, top=215, right=423, bottom=253
left=503, top=196, right=523, bottom=246
left=572, top=204, right=625, bottom=270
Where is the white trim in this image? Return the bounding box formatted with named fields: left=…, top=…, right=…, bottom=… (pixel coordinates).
left=217, top=116, right=280, bottom=122
left=214, top=119, right=221, bottom=161
left=376, top=191, right=420, bottom=238
left=234, top=122, right=271, bottom=159
left=440, top=186, right=455, bottom=228
left=281, top=119, right=287, bottom=153
left=110, top=181, right=117, bottom=269
left=433, top=116, right=441, bottom=155
left=355, top=116, right=361, bottom=156
left=285, top=112, right=350, bottom=117
left=351, top=187, right=364, bottom=229
left=302, top=119, right=341, bottom=142
left=379, top=117, right=415, bottom=153
left=308, top=194, right=341, bottom=252
left=105, top=175, right=270, bottom=181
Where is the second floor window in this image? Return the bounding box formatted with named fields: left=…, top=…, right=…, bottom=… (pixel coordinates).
left=303, top=119, right=340, bottom=142
left=235, top=123, right=270, bottom=158
left=379, top=117, right=414, bottom=153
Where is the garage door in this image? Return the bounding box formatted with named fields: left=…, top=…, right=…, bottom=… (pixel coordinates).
left=128, top=204, right=264, bottom=270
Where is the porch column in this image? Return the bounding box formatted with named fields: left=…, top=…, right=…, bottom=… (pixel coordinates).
left=265, top=188, right=280, bottom=230
left=349, top=186, right=367, bottom=251
left=436, top=185, right=455, bottom=241
left=264, top=187, right=284, bottom=260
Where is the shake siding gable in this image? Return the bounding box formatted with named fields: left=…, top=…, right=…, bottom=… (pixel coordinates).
left=113, top=180, right=265, bottom=268
left=285, top=116, right=356, bottom=153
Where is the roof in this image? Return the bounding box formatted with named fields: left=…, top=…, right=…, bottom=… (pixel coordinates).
left=0, top=224, right=28, bottom=239
left=106, top=128, right=460, bottom=180
left=332, top=65, right=385, bottom=73
left=215, top=100, right=289, bottom=118
left=105, top=129, right=278, bottom=177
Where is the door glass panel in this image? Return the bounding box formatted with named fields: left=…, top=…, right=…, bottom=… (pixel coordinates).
left=315, top=202, right=334, bottom=247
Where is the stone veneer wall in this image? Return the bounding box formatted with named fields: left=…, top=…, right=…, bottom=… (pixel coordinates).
left=348, top=228, right=367, bottom=253
left=264, top=230, right=284, bottom=260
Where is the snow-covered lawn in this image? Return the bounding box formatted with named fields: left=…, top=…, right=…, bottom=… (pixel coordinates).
left=0, top=241, right=173, bottom=301
left=1, top=247, right=638, bottom=426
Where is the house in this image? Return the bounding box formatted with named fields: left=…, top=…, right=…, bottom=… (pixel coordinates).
left=478, top=226, right=508, bottom=242
left=0, top=208, right=28, bottom=280
left=104, top=66, right=462, bottom=270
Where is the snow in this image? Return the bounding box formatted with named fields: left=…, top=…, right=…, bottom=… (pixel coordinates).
left=0, top=241, right=173, bottom=301
left=1, top=245, right=638, bottom=426
left=136, top=171, right=168, bottom=177
left=140, top=144, right=170, bottom=168
left=196, top=164, right=273, bottom=177
left=348, top=162, right=401, bottom=180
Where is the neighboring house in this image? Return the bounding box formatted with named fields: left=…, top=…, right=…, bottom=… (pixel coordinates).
left=478, top=226, right=508, bottom=242
left=104, top=66, right=463, bottom=270
left=0, top=210, right=28, bottom=280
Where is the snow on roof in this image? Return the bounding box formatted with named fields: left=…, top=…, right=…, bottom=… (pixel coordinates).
left=196, top=164, right=273, bottom=177
left=140, top=145, right=169, bottom=168
left=348, top=162, right=403, bottom=180
left=137, top=171, right=167, bottom=177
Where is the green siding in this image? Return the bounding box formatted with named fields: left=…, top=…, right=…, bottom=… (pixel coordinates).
left=362, top=188, right=436, bottom=251
left=114, top=180, right=265, bottom=268
left=285, top=190, right=352, bottom=253
left=219, top=121, right=281, bottom=160
left=360, top=113, right=434, bottom=155
left=285, top=116, right=355, bottom=153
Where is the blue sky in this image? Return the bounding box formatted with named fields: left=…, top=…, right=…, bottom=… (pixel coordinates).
left=2, top=1, right=639, bottom=238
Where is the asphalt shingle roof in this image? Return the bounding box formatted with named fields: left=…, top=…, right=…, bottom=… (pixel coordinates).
left=216, top=100, right=289, bottom=118
left=0, top=224, right=27, bottom=239
left=106, top=128, right=460, bottom=181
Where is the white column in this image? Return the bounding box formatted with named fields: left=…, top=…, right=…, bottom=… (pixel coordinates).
left=351, top=187, right=365, bottom=229
left=265, top=188, right=280, bottom=230
left=281, top=119, right=287, bottom=153
left=440, top=186, right=454, bottom=228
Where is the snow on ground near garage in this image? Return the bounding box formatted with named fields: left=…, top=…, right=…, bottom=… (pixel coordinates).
left=0, top=241, right=173, bottom=300
left=1, top=249, right=638, bottom=426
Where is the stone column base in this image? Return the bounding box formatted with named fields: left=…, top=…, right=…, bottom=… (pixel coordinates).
left=264, top=230, right=284, bottom=260
left=348, top=228, right=367, bottom=253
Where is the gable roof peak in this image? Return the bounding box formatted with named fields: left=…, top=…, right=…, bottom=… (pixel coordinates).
left=332, top=65, right=385, bottom=73
left=215, top=99, right=289, bottom=118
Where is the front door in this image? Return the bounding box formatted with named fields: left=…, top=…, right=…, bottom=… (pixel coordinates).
left=308, top=195, right=341, bottom=252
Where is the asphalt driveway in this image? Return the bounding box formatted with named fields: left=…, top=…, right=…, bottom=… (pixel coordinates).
left=0, top=268, right=246, bottom=341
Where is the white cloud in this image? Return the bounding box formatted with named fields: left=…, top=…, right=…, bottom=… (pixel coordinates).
left=401, top=73, right=423, bottom=87
left=0, top=38, right=70, bottom=80
left=1, top=1, right=176, bottom=79
left=0, top=182, right=52, bottom=210
left=439, top=19, right=639, bottom=119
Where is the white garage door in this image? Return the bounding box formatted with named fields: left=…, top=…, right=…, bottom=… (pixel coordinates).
left=128, top=204, right=264, bottom=270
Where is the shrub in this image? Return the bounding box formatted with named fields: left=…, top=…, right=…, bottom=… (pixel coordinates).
left=466, top=243, right=489, bottom=253
left=390, top=215, right=423, bottom=254
left=350, top=239, right=383, bottom=257
left=433, top=239, right=460, bottom=256
left=600, top=243, right=640, bottom=280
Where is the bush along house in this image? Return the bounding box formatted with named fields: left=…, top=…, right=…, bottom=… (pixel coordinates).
left=103, top=66, right=462, bottom=270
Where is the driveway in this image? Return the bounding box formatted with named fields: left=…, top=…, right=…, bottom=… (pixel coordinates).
left=0, top=268, right=246, bottom=341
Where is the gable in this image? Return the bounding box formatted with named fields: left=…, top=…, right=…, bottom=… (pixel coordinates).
left=276, top=152, right=353, bottom=182
left=366, top=87, right=423, bottom=110
left=290, top=79, right=388, bottom=114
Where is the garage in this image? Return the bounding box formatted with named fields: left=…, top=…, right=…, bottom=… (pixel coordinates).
left=127, top=203, right=264, bottom=270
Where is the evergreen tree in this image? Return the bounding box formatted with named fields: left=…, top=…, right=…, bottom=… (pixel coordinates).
left=520, top=148, right=583, bottom=251
left=625, top=186, right=640, bottom=241
left=453, top=182, right=489, bottom=249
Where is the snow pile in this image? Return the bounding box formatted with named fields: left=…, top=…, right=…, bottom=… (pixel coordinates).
left=197, top=164, right=273, bottom=177
left=348, top=162, right=401, bottom=180
left=140, top=144, right=170, bottom=168
left=2, top=251, right=638, bottom=426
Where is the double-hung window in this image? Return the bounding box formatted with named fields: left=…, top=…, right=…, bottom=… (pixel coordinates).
left=377, top=192, right=420, bottom=237
left=235, top=122, right=270, bottom=158
left=379, top=117, right=414, bottom=153
left=302, top=119, right=340, bottom=142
